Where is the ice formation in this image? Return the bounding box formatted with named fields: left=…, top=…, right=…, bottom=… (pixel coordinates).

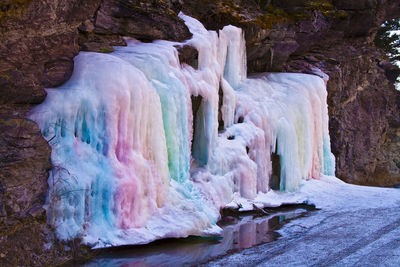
left=30, top=14, right=335, bottom=247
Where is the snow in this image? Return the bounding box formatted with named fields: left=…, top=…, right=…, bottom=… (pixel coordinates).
left=205, top=177, right=400, bottom=267
left=253, top=175, right=400, bottom=243
left=299, top=175, right=400, bottom=211
left=29, top=13, right=338, bottom=248
left=226, top=175, right=400, bottom=213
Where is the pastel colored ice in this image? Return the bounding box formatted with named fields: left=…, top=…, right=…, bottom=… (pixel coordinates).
left=29, top=13, right=335, bottom=247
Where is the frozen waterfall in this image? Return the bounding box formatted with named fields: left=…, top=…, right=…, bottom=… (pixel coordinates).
left=29, top=13, right=335, bottom=247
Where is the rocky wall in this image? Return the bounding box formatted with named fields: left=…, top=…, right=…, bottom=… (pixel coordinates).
left=0, top=0, right=399, bottom=265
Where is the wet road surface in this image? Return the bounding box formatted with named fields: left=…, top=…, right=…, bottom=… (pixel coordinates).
left=207, top=207, right=400, bottom=266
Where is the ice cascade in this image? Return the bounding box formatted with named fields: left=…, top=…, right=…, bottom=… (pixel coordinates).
left=30, top=14, right=335, bottom=247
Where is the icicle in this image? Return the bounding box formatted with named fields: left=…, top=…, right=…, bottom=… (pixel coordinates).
left=220, top=25, right=247, bottom=89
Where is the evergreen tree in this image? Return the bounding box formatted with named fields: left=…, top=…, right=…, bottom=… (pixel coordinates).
left=375, top=18, right=400, bottom=63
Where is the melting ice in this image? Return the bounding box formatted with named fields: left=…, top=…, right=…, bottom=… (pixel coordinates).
left=29, top=13, right=335, bottom=247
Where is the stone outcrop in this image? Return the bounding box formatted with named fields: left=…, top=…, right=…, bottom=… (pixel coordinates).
left=79, top=0, right=191, bottom=53
left=0, top=0, right=399, bottom=264
left=0, top=1, right=101, bottom=265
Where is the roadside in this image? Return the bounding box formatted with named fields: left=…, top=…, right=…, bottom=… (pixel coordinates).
left=206, top=177, right=400, bottom=266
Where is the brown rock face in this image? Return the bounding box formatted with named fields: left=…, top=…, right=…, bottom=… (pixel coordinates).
left=78, top=0, right=192, bottom=53
left=94, top=0, right=191, bottom=42
left=0, top=106, right=50, bottom=221
left=312, top=41, right=400, bottom=186
left=0, top=0, right=101, bottom=265
left=283, top=1, right=400, bottom=187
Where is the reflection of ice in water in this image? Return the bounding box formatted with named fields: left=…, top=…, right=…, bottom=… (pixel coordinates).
left=85, top=209, right=309, bottom=267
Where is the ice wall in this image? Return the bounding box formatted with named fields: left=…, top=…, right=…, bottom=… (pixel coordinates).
left=30, top=13, right=335, bottom=247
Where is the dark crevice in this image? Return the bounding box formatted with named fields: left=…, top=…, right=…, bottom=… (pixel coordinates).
left=218, top=85, right=224, bottom=132
left=191, top=95, right=202, bottom=154
left=191, top=95, right=208, bottom=166
left=177, top=45, right=198, bottom=69
left=270, top=140, right=281, bottom=191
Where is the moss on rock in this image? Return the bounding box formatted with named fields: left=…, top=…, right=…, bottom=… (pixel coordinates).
left=0, top=0, right=32, bottom=20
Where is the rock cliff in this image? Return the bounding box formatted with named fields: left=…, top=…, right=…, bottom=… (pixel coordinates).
left=0, top=0, right=399, bottom=265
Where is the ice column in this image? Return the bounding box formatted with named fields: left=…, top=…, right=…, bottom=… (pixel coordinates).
left=30, top=52, right=169, bottom=238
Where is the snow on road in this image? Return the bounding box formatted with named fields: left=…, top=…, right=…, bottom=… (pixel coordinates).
left=206, top=176, right=400, bottom=266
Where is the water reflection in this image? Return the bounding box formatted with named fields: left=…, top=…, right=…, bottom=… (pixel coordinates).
left=84, top=209, right=308, bottom=267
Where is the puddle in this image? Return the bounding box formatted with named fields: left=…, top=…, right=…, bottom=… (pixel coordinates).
left=83, top=208, right=312, bottom=267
